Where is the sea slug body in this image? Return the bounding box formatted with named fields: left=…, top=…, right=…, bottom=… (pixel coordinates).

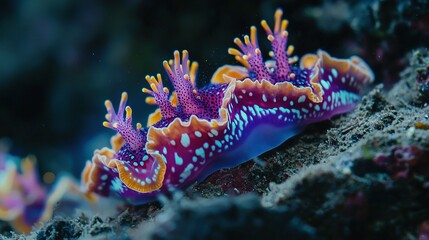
left=82, top=9, right=374, bottom=204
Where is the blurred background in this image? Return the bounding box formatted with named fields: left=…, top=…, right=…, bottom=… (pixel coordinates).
left=0, top=0, right=427, bottom=184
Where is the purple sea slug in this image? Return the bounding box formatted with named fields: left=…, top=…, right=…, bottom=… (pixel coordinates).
left=82, top=9, right=374, bottom=204
left=0, top=148, right=82, bottom=233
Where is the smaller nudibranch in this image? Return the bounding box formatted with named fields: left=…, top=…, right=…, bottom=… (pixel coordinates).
left=0, top=150, right=81, bottom=233
left=82, top=50, right=236, bottom=204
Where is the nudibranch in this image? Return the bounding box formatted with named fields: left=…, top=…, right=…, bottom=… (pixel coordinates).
left=0, top=149, right=81, bottom=233
left=82, top=9, right=374, bottom=204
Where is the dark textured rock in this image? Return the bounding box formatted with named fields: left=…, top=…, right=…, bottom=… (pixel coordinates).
left=140, top=195, right=316, bottom=240
left=36, top=219, right=81, bottom=240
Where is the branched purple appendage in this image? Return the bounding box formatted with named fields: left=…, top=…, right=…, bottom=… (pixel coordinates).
left=163, top=50, right=205, bottom=116
left=143, top=74, right=177, bottom=119
left=229, top=9, right=297, bottom=84
left=261, top=9, right=291, bottom=81
left=103, top=92, right=144, bottom=151
left=229, top=27, right=274, bottom=83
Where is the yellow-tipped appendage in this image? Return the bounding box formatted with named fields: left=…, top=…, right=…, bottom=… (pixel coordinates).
left=143, top=74, right=171, bottom=105
left=263, top=9, right=297, bottom=65
left=164, top=50, right=201, bottom=103
left=102, top=121, right=111, bottom=128
left=228, top=25, right=262, bottom=70
left=250, top=26, right=257, bottom=46
left=181, top=50, right=189, bottom=73
left=145, top=97, right=156, bottom=105
left=261, top=20, right=272, bottom=36
left=120, top=92, right=127, bottom=106
left=143, top=74, right=165, bottom=94
left=228, top=38, right=251, bottom=69
left=150, top=84, right=158, bottom=94
left=125, top=106, right=132, bottom=120
left=163, top=50, right=198, bottom=87
left=136, top=122, right=142, bottom=131
left=244, top=35, right=251, bottom=47
left=173, top=50, right=181, bottom=71
left=261, top=9, right=288, bottom=39
left=103, top=100, right=114, bottom=128
left=102, top=92, right=128, bottom=129
left=189, top=62, right=198, bottom=87
left=276, top=10, right=284, bottom=29
left=104, top=100, right=113, bottom=113
left=163, top=60, right=173, bottom=77
left=287, top=45, right=295, bottom=56
left=143, top=50, right=202, bottom=120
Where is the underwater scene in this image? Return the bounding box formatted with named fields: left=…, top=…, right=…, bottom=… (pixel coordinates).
left=1, top=0, right=429, bottom=239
